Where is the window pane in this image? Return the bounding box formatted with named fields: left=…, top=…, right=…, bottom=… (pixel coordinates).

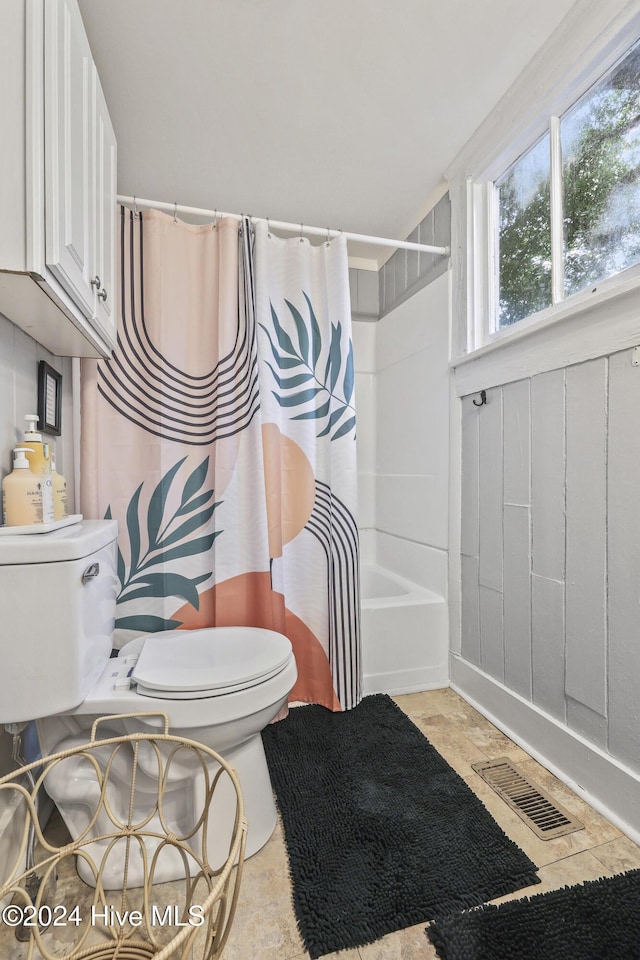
left=562, top=42, right=640, bottom=297
left=497, top=134, right=552, bottom=327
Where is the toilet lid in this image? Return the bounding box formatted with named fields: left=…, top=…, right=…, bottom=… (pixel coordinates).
left=131, top=627, right=292, bottom=696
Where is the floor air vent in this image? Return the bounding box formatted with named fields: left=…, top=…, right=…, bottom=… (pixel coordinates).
left=471, top=757, right=584, bottom=840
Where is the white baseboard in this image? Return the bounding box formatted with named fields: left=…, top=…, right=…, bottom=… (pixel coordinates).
left=450, top=654, right=640, bottom=846
left=364, top=665, right=449, bottom=697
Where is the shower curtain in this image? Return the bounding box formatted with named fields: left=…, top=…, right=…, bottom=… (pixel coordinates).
left=81, top=208, right=360, bottom=710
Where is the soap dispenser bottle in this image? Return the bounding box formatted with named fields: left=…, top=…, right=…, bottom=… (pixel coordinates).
left=51, top=456, right=68, bottom=520
left=22, top=414, right=54, bottom=522
left=2, top=447, right=43, bottom=526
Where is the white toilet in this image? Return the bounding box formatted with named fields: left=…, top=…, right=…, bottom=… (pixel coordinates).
left=0, top=519, right=297, bottom=886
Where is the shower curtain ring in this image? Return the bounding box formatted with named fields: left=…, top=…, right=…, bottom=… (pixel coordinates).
left=133, top=195, right=138, bottom=217
left=267, top=218, right=271, bottom=238
left=326, top=227, right=331, bottom=246
left=300, top=223, right=304, bottom=243
left=212, top=209, right=218, bottom=230
left=173, top=202, right=178, bottom=224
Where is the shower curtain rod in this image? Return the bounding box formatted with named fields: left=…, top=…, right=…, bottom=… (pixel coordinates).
left=116, top=195, right=450, bottom=256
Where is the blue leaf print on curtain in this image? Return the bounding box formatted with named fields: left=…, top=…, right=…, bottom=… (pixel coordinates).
left=105, top=456, right=222, bottom=633
left=259, top=292, right=356, bottom=441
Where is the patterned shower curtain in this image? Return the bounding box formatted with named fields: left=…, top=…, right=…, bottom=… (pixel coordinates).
left=81, top=208, right=360, bottom=710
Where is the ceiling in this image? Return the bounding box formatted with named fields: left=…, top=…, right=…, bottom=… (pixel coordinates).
left=79, top=0, right=578, bottom=266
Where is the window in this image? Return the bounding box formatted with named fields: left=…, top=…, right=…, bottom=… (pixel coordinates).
left=494, top=38, right=640, bottom=333
left=497, top=134, right=551, bottom=326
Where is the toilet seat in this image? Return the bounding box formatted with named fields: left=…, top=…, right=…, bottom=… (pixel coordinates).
left=131, top=626, right=293, bottom=700
left=37, top=620, right=298, bottom=878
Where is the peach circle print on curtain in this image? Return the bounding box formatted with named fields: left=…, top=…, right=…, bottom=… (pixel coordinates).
left=261, top=423, right=316, bottom=558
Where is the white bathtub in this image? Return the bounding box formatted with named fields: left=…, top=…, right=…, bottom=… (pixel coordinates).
left=360, top=564, right=448, bottom=696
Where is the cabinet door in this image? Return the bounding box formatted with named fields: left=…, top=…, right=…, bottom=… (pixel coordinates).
left=44, top=0, right=95, bottom=319
left=92, top=73, right=117, bottom=346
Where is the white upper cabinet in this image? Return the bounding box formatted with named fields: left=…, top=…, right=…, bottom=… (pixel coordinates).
left=44, top=0, right=95, bottom=320
left=0, top=0, right=117, bottom=358
left=92, top=75, right=117, bottom=343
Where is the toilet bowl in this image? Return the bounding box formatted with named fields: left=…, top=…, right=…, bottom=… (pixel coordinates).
left=37, top=625, right=297, bottom=879
left=0, top=520, right=297, bottom=887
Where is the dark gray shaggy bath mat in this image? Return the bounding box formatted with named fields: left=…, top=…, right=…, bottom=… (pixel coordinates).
left=426, top=868, right=640, bottom=960
left=261, top=693, right=540, bottom=959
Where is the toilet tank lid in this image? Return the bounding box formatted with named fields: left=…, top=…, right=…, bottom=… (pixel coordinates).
left=0, top=519, right=118, bottom=564
left=131, top=627, right=293, bottom=693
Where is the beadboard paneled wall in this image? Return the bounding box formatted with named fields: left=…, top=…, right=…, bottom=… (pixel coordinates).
left=379, top=193, right=451, bottom=319
left=459, top=349, right=640, bottom=773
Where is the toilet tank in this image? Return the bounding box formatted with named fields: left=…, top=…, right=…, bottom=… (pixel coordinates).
left=0, top=520, right=118, bottom=724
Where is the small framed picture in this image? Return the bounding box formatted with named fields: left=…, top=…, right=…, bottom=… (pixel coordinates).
left=37, top=361, right=62, bottom=436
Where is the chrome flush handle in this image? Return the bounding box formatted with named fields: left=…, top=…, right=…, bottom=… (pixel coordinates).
left=82, top=563, right=100, bottom=583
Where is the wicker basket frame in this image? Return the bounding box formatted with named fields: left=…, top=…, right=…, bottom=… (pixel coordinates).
left=0, top=713, right=247, bottom=960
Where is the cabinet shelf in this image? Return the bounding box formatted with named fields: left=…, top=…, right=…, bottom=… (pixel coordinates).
left=0, top=0, right=117, bottom=359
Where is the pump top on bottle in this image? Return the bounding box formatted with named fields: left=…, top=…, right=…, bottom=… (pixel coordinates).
left=21, top=414, right=54, bottom=522
left=24, top=414, right=43, bottom=441
left=11, top=447, right=33, bottom=469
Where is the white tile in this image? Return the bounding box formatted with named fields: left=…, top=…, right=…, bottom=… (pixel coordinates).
left=376, top=363, right=427, bottom=474
left=376, top=473, right=448, bottom=549
left=376, top=531, right=448, bottom=595
left=377, top=352, right=449, bottom=476
left=352, top=319, right=376, bottom=373
left=375, top=272, right=448, bottom=371
left=357, top=471, right=375, bottom=530
left=354, top=372, right=375, bottom=473
left=358, top=528, right=376, bottom=565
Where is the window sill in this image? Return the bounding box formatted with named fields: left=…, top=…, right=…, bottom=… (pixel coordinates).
left=451, top=268, right=640, bottom=397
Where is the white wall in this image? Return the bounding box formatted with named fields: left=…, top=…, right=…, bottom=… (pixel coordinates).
left=0, top=312, right=75, bottom=508
left=0, top=312, right=75, bottom=777
left=353, top=273, right=451, bottom=596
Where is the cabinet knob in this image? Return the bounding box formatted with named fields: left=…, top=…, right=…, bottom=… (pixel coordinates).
left=97, top=288, right=108, bottom=302
left=91, top=276, right=102, bottom=290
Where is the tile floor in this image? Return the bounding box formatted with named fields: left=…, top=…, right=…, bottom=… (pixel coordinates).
left=223, top=688, right=640, bottom=960
left=3, top=687, right=640, bottom=959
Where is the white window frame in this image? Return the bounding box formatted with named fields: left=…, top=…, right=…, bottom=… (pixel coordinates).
left=449, top=0, right=640, bottom=396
